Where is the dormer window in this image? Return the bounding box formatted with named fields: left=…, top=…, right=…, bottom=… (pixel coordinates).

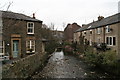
left=27, top=22, right=34, bottom=34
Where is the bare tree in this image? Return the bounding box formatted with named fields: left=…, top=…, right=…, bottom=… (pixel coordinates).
left=50, top=22, right=55, bottom=30
left=6, top=1, right=13, bottom=11
left=62, top=22, right=66, bottom=30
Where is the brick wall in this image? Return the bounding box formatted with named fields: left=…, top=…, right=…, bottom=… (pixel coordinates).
left=64, top=23, right=80, bottom=43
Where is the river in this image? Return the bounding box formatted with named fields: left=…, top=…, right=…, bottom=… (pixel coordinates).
left=32, top=51, right=118, bottom=79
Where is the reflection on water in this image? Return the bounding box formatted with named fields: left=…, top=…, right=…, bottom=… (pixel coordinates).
left=51, top=51, right=64, bottom=62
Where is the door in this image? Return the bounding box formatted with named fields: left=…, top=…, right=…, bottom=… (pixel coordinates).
left=13, top=40, right=19, bottom=58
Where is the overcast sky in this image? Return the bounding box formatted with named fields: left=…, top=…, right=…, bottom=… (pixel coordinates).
left=0, top=0, right=119, bottom=31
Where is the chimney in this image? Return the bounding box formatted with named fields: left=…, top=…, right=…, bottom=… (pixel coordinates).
left=82, top=24, right=87, bottom=27
left=33, top=13, right=35, bottom=19
left=98, top=16, right=104, bottom=21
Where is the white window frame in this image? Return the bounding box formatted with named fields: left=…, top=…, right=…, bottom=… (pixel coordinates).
left=0, top=41, right=5, bottom=55
left=106, top=36, right=116, bottom=46
left=26, top=40, right=35, bottom=53
left=84, top=31, right=86, bottom=34
left=89, top=39, right=92, bottom=46
left=0, top=27, right=2, bottom=34
left=90, top=30, right=92, bottom=34
left=27, top=22, right=34, bottom=34
left=106, top=26, right=110, bottom=33
left=97, top=28, right=101, bottom=34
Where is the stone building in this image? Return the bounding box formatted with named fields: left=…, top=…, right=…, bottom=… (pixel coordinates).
left=0, top=11, right=43, bottom=59
left=74, top=13, right=120, bottom=58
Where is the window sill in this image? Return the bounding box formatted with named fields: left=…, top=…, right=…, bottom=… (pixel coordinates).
left=26, top=51, right=35, bottom=53
left=107, top=45, right=116, bottom=47
left=106, top=32, right=110, bottom=34
left=97, top=33, right=100, bottom=35
left=27, top=33, right=34, bottom=35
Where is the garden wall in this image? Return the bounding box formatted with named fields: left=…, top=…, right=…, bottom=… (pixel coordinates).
left=2, top=52, right=48, bottom=78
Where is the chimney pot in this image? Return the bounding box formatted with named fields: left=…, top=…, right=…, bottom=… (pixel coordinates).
left=98, top=16, right=104, bottom=21
left=33, top=13, right=35, bottom=19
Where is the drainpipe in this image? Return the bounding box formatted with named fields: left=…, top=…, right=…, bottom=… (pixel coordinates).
left=103, top=27, right=105, bottom=43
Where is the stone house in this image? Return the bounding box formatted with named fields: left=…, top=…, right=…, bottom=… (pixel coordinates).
left=0, top=11, right=44, bottom=59
left=74, top=13, right=120, bottom=58
left=64, top=23, right=81, bottom=43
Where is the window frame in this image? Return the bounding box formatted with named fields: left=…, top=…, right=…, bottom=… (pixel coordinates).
left=106, top=36, right=116, bottom=46
left=27, top=22, right=34, bottom=34
left=26, top=40, right=35, bottom=53
left=84, top=31, right=86, bottom=34
left=106, top=26, right=110, bottom=33
left=0, top=41, right=5, bottom=54
left=113, top=37, right=116, bottom=45
left=90, top=30, right=92, bottom=34
left=97, top=28, right=101, bottom=34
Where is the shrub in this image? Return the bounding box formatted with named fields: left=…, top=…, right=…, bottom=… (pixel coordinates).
left=102, top=50, right=117, bottom=66
left=45, top=40, right=59, bottom=54
left=84, top=48, right=118, bottom=67
left=84, top=46, right=98, bottom=65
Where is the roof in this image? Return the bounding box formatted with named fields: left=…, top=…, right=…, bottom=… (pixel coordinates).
left=64, top=23, right=81, bottom=31
left=75, top=25, right=88, bottom=32
left=75, top=13, right=120, bottom=32
left=1, top=11, right=42, bottom=22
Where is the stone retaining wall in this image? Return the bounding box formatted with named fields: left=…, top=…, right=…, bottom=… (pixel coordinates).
left=2, top=52, right=48, bottom=78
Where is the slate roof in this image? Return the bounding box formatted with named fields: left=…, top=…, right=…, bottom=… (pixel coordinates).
left=75, top=25, right=88, bottom=32
left=1, top=11, right=42, bottom=22
left=75, top=13, right=120, bottom=32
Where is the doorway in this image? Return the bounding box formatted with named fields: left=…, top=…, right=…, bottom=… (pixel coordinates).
left=13, top=40, right=19, bottom=58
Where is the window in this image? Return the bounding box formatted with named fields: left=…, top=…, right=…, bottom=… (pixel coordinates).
left=27, top=22, right=34, bottom=34
left=90, top=30, right=92, bottom=34
left=106, top=37, right=109, bottom=44
left=0, top=41, right=5, bottom=54
left=106, top=26, right=110, bottom=33
left=90, top=39, right=92, bottom=46
left=97, top=28, right=101, bottom=34
left=84, top=31, right=86, bottom=34
left=113, top=37, right=116, bottom=45
left=0, top=27, right=2, bottom=33
left=109, top=37, right=112, bottom=45
left=26, top=40, right=35, bottom=53
left=106, top=37, right=116, bottom=46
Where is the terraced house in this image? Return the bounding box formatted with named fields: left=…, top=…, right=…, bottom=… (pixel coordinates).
left=74, top=13, right=120, bottom=58
left=0, top=11, right=43, bottom=59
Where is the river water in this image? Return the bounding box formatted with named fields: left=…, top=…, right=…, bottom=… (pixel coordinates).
left=32, top=51, right=118, bottom=79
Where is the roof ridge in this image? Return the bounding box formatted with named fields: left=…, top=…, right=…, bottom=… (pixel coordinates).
left=1, top=10, right=42, bottom=22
